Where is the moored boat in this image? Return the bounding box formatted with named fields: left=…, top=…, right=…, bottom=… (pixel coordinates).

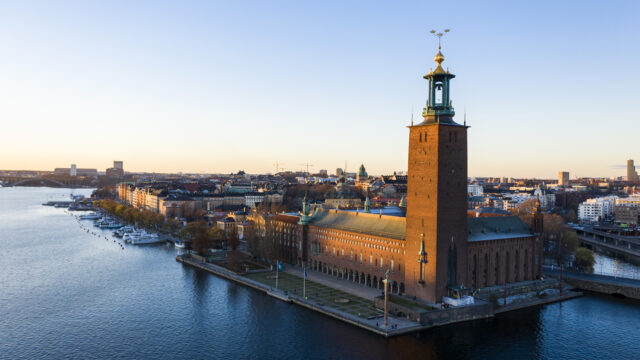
left=95, top=218, right=123, bottom=229
left=79, top=212, right=101, bottom=220
left=174, top=240, right=189, bottom=249
left=130, top=230, right=162, bottom=245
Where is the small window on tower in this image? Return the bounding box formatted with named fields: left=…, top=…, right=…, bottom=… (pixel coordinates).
left=455, top=132, right=457, bottom=143
left=419, top=133, right=422, bottom=143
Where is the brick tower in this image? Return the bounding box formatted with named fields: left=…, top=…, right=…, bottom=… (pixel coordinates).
left=404, top=44, right=468, bottom=303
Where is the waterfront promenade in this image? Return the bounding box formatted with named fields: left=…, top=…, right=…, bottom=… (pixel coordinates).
left=176, top=254, right=586, bottom=337
left=544, top=266, right=640, bottom=299
left=176, top=254, right=422, bottom=337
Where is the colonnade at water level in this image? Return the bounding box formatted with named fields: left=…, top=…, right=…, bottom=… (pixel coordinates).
left=308, top=259, right=405, bottom=295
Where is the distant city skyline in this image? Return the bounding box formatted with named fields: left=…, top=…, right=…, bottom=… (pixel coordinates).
left=1, top=1, right=638, bottom=177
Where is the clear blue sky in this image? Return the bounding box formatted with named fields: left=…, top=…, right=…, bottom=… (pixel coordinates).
left=1, top=0, right=638, bottom=178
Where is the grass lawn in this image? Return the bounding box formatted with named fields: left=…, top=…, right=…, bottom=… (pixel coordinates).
left=245, top=271, right=382, bottom=319
left=388, top=294, right=436, bottom=312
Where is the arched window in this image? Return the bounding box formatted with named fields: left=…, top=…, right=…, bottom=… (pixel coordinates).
left=505, top=251, right=510, bottom=284
left=494, top=252, right=500, bottom=285
left=524, top=249, right=529, bottom=280
left=447, top=244, right=457, bottom=286
left=515, top=250, right=520, bottom=282
left=483, top=253, right=489, bottom=287
left=472, top=254, right=478, bottom=288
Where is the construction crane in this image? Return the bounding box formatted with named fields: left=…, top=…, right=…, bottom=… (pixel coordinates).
left=298, top=161, right=313, bottom=174
left=273, top=162, right=285, bottom=173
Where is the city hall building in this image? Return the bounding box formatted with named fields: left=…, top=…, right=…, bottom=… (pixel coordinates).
left=264, top=46, right=544, bottom=304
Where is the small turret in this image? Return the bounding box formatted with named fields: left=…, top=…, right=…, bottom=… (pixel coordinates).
left=364, top=195, right=371, bottom=213
left=302, top=192, right=309, bottom=216
left=532, top=199, right=544, bottom=235
left=298, top=192, right=315, bottom=225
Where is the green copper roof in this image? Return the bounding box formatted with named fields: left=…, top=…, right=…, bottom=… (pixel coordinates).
left=307, top=211, right=532, bottom=243
left=309, top=208, right=406, bottom=240
left=467, top=216, right=533, bottom=242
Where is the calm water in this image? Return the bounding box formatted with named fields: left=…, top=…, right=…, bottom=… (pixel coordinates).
left=594, top=253, right=640, bottom=280
left=2, top=187, right=640, bottom=360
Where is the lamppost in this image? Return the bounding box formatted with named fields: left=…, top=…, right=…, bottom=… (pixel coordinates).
left=275, top=260, right=279, bottom=290
left=383, top=269, right=390, bottom=328
left=303, top=263, right=307, bottom=299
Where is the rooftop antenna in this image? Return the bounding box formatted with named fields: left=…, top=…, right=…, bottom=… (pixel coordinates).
left=464, top=107, right=467, bottom=126
left=411, top=112, right=414, bottom=126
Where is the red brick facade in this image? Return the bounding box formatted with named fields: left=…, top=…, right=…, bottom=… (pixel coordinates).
left=404, top=121, right=469, bottom=303
left=467, top=237, right=541, bottom=288
left=307, top=222, right=406, bottom=293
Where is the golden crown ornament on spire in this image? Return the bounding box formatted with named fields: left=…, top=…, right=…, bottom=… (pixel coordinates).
left=429, top=29, right=449, bottom=74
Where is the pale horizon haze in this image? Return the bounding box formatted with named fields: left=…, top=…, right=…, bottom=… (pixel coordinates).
left=1, top=1, right=639, bottom=178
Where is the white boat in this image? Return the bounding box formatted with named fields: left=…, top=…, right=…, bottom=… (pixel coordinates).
left=79, top=212, right=101, bottom=220
left=174, top=240, right=189, bottom=249
left=129, top=230, right=162, bottom=245
left=101, top=224, right=123, bottom=229
left=114, top=225, right=135, bottom=238
left=95, top=219, right=123, bottom=229
left=123, top=230, right=142, bottom=243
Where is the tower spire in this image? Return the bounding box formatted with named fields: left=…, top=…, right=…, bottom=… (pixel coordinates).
left=422, top=28, right=456, bottom=124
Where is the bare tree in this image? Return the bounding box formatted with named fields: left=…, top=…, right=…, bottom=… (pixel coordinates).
left=228, top=226, right=240, bottom=251
left=192, top=221, right=211, bottom=255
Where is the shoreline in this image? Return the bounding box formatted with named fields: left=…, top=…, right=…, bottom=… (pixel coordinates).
left=177, top=254, right=582, bottom=337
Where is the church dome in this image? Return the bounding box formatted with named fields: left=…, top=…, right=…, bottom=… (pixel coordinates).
left=358, top=164, right=367, bottom=177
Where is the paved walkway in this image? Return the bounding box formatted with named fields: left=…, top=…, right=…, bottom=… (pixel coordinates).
left=284, top=266, right=383, bottom=300
left=180, top=256, right=423, bottom=335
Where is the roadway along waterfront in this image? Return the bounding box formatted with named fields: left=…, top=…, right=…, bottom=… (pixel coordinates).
left=2, top=187, right=640, bottom=359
